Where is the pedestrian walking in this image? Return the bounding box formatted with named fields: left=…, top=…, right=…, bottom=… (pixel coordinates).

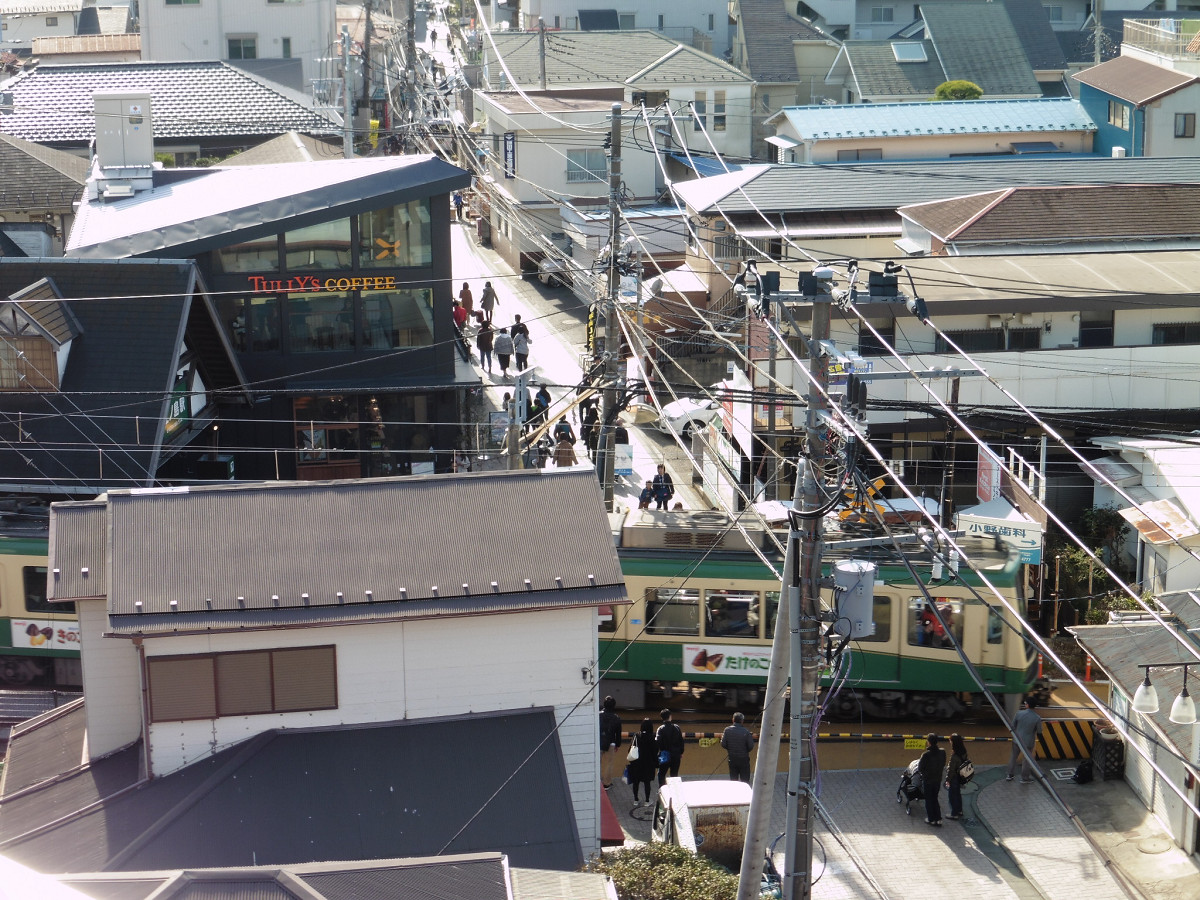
left=655, top=709, right=685, bottom=786
left=459, top=281, right=474, bottom=316
left=553, top=438, right=577, bottom=467
left=721, top=711, right=755, bottom=784
left=452, top=190, right=464, bottom=221
left=628, top=718, right=658, bottom=808
left=599, top=695, right=622, bottom=789
left=479, top=281, right=498, bottom=322
left=582, top=405, right=600, bottom=459
left=918, top=732, right=946, bottom=826
left=1007, top=697, right=1043, bottom=783
left=652, top=464, right=675, bottom=510
left=945, top=732, right=969, bottom=819
left=553, top=416, right=576, bottom=445
left=511, top=316, right=530, bottom=371
left=476, top=320, right=494, bottom=373
left=430, top=28, right=437, bottom=45
left=446, top=31, right=452, bottom=50
left=493, top=327, right=514, bottom=379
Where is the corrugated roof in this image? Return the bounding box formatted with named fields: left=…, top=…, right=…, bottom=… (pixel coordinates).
left=734, top=0, right=831, bottom=83
left=66, top=154, right=470, bottom=259
left=511, top=867, right=617, bottom=900
left=48, top=500, right=107, bottom=601
left=672, top=156, right=1200, bottom=214
left=0, top=699, right=89, bottom=796
left=1073, top=55, right=1199, bottom=106
left=32, top=34, right=140, bottom=54
left=483, top=31, right=749, bottom=88
left=0, top=61, right=338, bottom=145
left=47, top=470, right=626, bottom=634
left=922, top=2, right=1042, bottom=96
left=2, top=711, right=582, bottom=873
left=1, top=0, right=80, bottom=12
left=775, top=98, right=1094, bottom=140
left=218, top=131, right=341, bottom=166
left=899, top=184, right=1200, bottom=244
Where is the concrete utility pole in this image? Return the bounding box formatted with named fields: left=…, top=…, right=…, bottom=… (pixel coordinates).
left=538, top=18, right=547, bottom=91
left=361, top=0, right=374, bottom=106
left=783, top=280, right=832, bottom=900
left=767, top=326, right=778, bottom=500
left=341, top=26, right=354, bottom=158
left=599, top=103, right=622, bottom=511
left=406, top=0, right=417, bottom=147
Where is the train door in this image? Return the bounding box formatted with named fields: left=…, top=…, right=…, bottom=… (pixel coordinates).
left=857, top=593, right=899, bottom=682
left=976, top=603, right=1008, bottom=683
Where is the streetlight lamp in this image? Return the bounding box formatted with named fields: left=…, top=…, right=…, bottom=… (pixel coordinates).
left=1132, top=662, right=1198, bottom=725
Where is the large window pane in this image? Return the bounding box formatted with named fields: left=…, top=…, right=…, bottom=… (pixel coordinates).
left=363, top=288, right=434, bottom=348
left=284, top=219, right=352, bottom=271
left=646, top=588, right=699, bottom=635
left=907, top=597, right=963, bottom=649
left=705, top=589, right=758, bottom=637
left=249, top=296, right=280, bottom=351
left=288, top=291, right=353, bottom=352
left=214, top=235, right=279, bottom=274
left=856, top=596, right=891, bottom=643
left=360, top=200, right=432, bottom=268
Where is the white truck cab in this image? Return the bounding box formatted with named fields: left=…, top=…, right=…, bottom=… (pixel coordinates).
left=650, top=778, right=753, bottom=871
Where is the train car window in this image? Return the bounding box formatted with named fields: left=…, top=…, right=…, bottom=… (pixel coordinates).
left=856, top=596, right=892, bottom=642
left=906, top=597, right=963, bottom=649
left=23, top=566, right=73, bottom=614
left=597, top=604, right=617, bottom=633
left=765, top=591, right=780, bottom=638
left=987, top=608, right=1004, bottom=644
left=645, top=588, right=699, bottom=635
left=704, top=590, right=759, bottom=637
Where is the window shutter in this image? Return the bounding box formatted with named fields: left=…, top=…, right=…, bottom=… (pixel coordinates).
left=272, top=646, right=337, bottom=711
left=149, top=657, right=216, bottom=721
left=216, top=651, right=272, bottom=716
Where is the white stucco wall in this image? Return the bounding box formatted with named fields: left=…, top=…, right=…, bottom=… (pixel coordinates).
left=0, top=11, right=76, bottom=51
left=1142, top=88, right=1200, bottom=157
left=140, top=606, right=600, bottom=854
left=79, top=599, right=143, bottom=759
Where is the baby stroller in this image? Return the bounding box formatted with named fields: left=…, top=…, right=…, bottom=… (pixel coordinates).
left=896, top=759, right=923, bottom=814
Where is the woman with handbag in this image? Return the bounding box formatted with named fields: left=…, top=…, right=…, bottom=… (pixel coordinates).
left=945, top=732, right=970, bottom=820
left=627, top=718, right=658, bottom=808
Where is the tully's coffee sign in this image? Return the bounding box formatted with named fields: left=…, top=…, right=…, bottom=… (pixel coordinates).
left=246, top=275, right=398, bottom=293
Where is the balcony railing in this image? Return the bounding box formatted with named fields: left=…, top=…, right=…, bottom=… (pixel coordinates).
left=1122, top=19, right=1200, bottom=59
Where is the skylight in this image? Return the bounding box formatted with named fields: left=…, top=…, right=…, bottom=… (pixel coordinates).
left=892, top=42, right=928, bottom=63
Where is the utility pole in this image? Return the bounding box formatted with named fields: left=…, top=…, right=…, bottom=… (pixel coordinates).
left=538, top=18, right=547, bottom=91
left=341, top=26, right=354, bottom=159
left=361, top=0, right=373, bottom=106
left=939, top=375, right=961, bottom=528
left=405, top=0, right=417, bottom=148
left=783, top=274, right=833, bottom=900
left=766, top=325, right=778, bottom=500
left=599, top=102, right=622, bottom=511
left=508, top=374, right=527, bottom=470
left=1094, top=0, right=1103, bottom=66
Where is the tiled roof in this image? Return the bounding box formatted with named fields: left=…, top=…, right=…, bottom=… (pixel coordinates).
left=628, top=44, right=753, bottom=85
left=1002, top=0, right=1067, bottom=71
left=900, top=184, right=1200, bottom=243
left=1, top=710, right=583, bottom=873
left=672, top=156, right=1200, bottom=214
left=31, top=34, right=140, bottom=54
left=0, top=0, right=80, bottom=12
left=484, top=30, right=749, bottom=87
left=921, top=1, right=1042, bottom=95
left=1073, top=55, right=1199, bottom=106
left=775, top=98, right=1094, bottom=140
left=220, top=131, right=342, bottom=165
left=0, top=61, right=339, bottom=145
left=840, top=41, right=948, bottom=99
left=0, top=133, right=87, bottom=210
left=734, top=0, right=833, bottom=83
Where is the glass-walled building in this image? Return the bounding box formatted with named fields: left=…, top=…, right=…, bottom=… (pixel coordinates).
left=67, top=154, right=474, bottom=482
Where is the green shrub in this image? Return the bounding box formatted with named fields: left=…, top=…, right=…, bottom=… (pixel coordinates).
left=585, top=842, right=740, bottom=900
left=933, top=80, right=983, bottom=100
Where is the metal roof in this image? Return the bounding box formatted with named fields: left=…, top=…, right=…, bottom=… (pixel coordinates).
left=1073, top=55, right=1200, bottom=106
left=672, top=156, right=1200, bottom=214
left=734, top=0, right=831, bottom=84
left=774, top=98, right=1094, bottom=141
left=1, top=710, right=583, bottom=873
left=921, top=3, right=1042, bottom=96
left=66, top=154, right=471, bottom=259
left=48, top=470, right=626, bottom=635
left=835, top=41, right=948, bottom=100
left=0, top=61, right=336, bottom=146
left=0, top=700, right=90, bottom=797
left=4, top=278, right=82, bottom=346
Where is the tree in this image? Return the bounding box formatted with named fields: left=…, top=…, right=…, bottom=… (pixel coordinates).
left=933, top=80, right=983, bottom=101
left=585, top=843, right=740, bottom=900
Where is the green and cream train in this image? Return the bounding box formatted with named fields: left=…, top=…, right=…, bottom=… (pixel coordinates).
left=601, top=510, right=1036, bottom=720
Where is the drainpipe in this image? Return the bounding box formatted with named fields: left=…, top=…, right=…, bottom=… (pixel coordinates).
left=134, top=636, right=153, bottom=779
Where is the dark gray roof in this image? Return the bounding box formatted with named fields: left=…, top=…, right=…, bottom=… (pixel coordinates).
left=0, top=61, right=338, bottom=146
left=838, top=41, right=948, bottom=99
left=221, top=131, right=343, bottom=166
left=0, top=133, right=87, bottom=211
left=5, top=278, right=83, bottom=345
left=922, top=1, right=1042, bottom=96
left=1073, top=55, right=1199, bottom=106
left=483, top=31, right=751, bottom=88
left=48, top=469, right=626, bottom=636
left=673, top=156, right=1200, bottom=215
left=66, top=155, right=471, bottom=259
left=1070, top=624, right=1200, bottom=768
left=0, top=699, right=89, bottom=796
left=735, top=0, right=832, bottom=83
left=0, top=258, right=247, bottom=494
left=1, top=709, right=583, bottom=873
left=1002, top=0, right=1067, bottom=70
left=60, top=854, right=515, bottom=900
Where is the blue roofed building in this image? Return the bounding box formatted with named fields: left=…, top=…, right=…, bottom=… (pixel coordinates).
left=765, top=98, right=1096, bottom=163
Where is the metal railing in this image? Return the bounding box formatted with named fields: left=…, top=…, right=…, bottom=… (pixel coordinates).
left=1122, top=19, right=1200, bottom=58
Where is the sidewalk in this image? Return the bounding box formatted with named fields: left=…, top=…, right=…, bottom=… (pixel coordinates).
left=603, top=765, right=1197, bottom=900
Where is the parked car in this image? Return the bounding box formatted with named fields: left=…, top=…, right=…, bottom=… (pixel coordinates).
left=537, top=257, right=570, bottom=288
left=656, top=392, right=722, bottom=441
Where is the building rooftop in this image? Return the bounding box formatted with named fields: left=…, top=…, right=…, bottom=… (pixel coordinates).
left=31, top=33, right=140, bottom=55
left=734, top=0, right=832, bottom=83
left=920, top=1, right=1043, bottom=95
left=834, top=40, right=948, bottom=99
left=0, top=132, right=87, bottom=211
left=1073, top=55, right=1199, bottom=106
left=771, top=98, right=1094, bottom=140
left=0, top=60, right=338, bottom=145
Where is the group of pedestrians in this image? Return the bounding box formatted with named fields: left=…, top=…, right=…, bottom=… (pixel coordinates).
left=460, top=278, right=531, bottom=380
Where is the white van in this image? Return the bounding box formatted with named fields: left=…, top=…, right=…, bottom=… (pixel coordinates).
left=650, top=778, right=753, bottom=871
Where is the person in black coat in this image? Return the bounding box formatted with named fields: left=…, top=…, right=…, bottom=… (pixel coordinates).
left=655, top=708, right=686, bottom=785
left=628, top=718, right=658, bottom=808
left=918, top=732, right=947, bottom=826
left=599, top=695, right=622, bottom=789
